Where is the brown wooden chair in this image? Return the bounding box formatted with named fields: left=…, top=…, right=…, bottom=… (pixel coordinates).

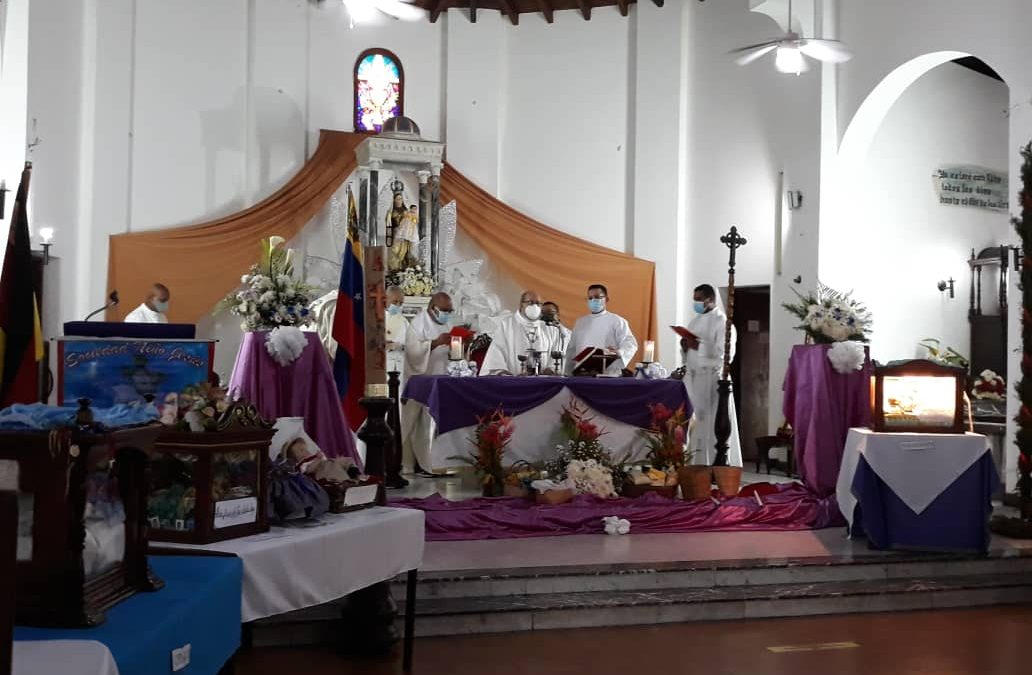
left=755, top=428, right=795, bottom=476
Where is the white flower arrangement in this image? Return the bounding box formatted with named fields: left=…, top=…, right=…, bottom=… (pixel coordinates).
left=602, top=516, right=631, bottom=535
left=827, top=341, right=867, bottom=374
left=219, top=236, right=316, bottom=331
left=566, top=459, right=617, bottom=498
left=783, top=282, right=871, bottom=344
left=386, top=265, right=435, bottom=297
left=265, top=326, right=309, bottom=367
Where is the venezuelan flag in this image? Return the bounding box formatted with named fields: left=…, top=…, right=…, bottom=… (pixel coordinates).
left=332, top=188, right=366, bottom=431
left=0, top=163, right=43, bottom=406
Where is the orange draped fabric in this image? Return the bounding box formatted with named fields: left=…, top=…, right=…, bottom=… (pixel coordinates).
left=106, top=130, right=658, bottom=356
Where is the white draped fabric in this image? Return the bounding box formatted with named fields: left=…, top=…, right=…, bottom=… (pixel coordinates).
left=159, top=507, right=424, bottom=622
left=565, top=310, right=638, bottom=375
left=838, top=428, right=992, bottom=529
left=14, top=641, right=119, bottom=675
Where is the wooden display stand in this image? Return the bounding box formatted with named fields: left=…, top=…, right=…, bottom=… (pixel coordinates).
left=2, top=419, right=164, bottom=628
left=147, top=402, right=274, bottom=545
left=872, top=359, right=965, bottom=434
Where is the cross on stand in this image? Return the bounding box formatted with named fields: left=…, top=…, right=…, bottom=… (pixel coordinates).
left=714, top=225, right=747, bottom=467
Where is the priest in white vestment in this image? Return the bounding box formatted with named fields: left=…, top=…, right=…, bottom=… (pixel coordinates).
left=401, top=292, right=454, bottom=475
left=565, top=284, right=638, bottom=376
left=385, top=285, right=407, bottom=375
left=541, top=301, right=572, bottom=371
left=681, top=283, right=742, bottom=467
left=124, top=283, right=170, bottom=324
left=480, top=291, right=564, bottom=375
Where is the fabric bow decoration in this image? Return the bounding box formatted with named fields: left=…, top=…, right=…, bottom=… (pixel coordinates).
left=827, top=340, right=865, bottom=375
left=602, top=516, right=631, bottom=535
left=265, top=326, right=309, bottom=367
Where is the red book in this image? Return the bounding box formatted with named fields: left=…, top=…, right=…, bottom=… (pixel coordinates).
left=669, top=325, right=700, bottom=341
left=449, top=326, right=475, bottom=341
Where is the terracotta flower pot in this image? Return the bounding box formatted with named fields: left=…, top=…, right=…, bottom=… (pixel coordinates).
left=622, top=482, right=678, bottom=500
left=677, top=466, right=713, bottom=501
left=712, top=466, right=742, bottom=497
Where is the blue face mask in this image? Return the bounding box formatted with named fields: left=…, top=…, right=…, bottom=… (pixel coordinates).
left=434, top=308, right=452, bottom=325
left=693, top=301, right=707, bottom=314
left=387, top=304, right=402, bottom=316
left=587, top=298, right=605, bottom=314
left=153, top=299, right=169, bottom=314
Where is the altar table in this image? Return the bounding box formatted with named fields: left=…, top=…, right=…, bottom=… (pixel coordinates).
left=14, top=555, right=243, bottom=675
left=403, top=375, right=692, bottom=469
left=154, top=507, right=425, bottom=670
left=228, top=331, right=360, bottom=465
left=837, top=428, right=997, bottom=553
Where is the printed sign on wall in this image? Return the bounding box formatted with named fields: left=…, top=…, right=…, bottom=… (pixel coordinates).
left=934, top=166, right=1009, bottom=212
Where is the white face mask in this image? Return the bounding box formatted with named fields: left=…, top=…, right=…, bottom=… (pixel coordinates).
left=523, top=304, right=541, bottom=321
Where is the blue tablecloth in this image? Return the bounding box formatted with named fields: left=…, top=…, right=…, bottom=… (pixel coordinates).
left=15, top=555, right=243, bottom=675
left=849, top=453, right=998, bottom=553
left=403, top=375, right=691, bottom=434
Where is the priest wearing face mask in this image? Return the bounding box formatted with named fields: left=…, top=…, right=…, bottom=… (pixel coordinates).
left=681, top=283, right=742, bottom=467
left=124, top=283, right=170, bottom=323
left=480, top=290, right=564, bottom=376
left=385, top=285, right=407, bottom=374
left=401, top=291, right=454, bottom=475
left=565, top=284, right=638, bottom=376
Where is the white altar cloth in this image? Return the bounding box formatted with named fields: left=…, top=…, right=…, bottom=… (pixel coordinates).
left=837, top=428, right=991, bottom=530
left=13, top=640, right=119, bottom=675
left=158, top=507, right=424, bottom=622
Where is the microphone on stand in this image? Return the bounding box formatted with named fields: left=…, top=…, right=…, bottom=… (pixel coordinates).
left=84, top=291, right=119, bottom=322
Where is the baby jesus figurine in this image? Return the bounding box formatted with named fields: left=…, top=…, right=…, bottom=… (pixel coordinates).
left=281, top=436, right=364, bottom=484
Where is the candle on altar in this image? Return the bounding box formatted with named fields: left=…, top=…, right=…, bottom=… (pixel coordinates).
left=450, top=336, right=463, bottom=360
left=643, top=340, right=655, bottom=363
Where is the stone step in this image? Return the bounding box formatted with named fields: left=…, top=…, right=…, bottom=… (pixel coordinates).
left=394, top=553, right=1032, bottom=600
left=400, top=572, right=1032, bottom=637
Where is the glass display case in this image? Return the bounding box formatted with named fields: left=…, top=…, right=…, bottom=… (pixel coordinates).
left=872, top=359, right=965, bottom=434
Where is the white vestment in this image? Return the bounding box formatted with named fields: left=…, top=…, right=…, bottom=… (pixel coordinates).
left=124, top=303, right=167, bottom=324
left=308, top=291, right=337, bottom=358
left=480, top=313, right=564, bottom=375
left=386, top=311, right=408, bottom=375
left=565, top=310, right=638, bottom=375
left=401, top=309, right=451, bottom=471
left=682, top=307, right=742, bottom=467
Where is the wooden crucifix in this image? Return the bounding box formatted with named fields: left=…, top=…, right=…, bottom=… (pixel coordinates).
left=713, top=225, right=746, bottom=467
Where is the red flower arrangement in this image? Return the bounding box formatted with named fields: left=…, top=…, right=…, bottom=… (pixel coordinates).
left=641, top=403, right=691, bottom=470
left=972, top=370, right=1006, bottom=401
left=450, top=407, right=514, bottom=497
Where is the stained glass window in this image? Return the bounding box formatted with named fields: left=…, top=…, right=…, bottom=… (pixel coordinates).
left=354, top=49, right=403, bottom=133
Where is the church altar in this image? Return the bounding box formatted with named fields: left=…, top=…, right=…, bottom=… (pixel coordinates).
left=228, top=331, right=360, bottom=464
left=402, top=375, right=691, bottom=469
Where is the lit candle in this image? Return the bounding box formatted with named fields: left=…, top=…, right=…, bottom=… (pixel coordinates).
left=643, top=340, right=655, bottom=363
left=450, top=336, right=463, bottom=360
left=39, top=227, right=54, bottom=244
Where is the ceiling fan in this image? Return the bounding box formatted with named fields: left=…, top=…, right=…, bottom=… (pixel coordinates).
left=729, top=0, right=852, bottom=74
left=310, top=0, right=425, bottom=27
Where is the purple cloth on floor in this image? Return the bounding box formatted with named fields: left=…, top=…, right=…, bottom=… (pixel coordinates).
left=228, top=331, right=360, bottom=466
left=390, top=483, right=843, bottom=541
left=782, top=344, right=872, bottom=497
left=402, top=375, right=691, bottom=434
left=849, top=453, right=997, bottom=554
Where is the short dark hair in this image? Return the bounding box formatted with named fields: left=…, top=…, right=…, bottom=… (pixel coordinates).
left=587, top=284, right=608, bottom=297
left=542, top=301, right=559, bottom=312
left=694, top=284, right=716, bottom=301
left=153, top=283, right=170, bottom=297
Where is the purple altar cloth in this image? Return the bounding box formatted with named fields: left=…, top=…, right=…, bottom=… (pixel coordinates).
left=783, top=344, right=871, bottom=497
left=402, top=375, right=691, bottom=434
left=850, top=454, right=997, bottom=554
left=228, top=331, right=360, bottom=466
left=390, top=483, right=843, bottom=541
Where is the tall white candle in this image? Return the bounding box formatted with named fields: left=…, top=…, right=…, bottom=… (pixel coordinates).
left=643, top=340, right=655, bottom=363
left=450, top=336, right=463, bottom=360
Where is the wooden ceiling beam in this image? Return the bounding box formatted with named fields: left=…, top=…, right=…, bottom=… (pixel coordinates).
left=429, top=0, right=448, bottom=23
left=575, top=0, right=591, bottom=20
left=469, top=0, right=477, bottom=23
left=536, top=0, right=554, bottom=23
left=617, top=0, right=628, bottom=16
left=499, top=0, right=519, bottom=25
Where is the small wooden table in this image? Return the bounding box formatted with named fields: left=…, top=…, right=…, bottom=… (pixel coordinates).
left=755, top=433, right=794, bottom=476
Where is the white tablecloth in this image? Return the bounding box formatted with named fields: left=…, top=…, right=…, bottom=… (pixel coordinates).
left=158, top=506, right=424, bottom=622
left=837, top=428, right=991, bottom=530
left=13, top=640, right=118, bottom=675
left=424, top=388, right=650, bottom=469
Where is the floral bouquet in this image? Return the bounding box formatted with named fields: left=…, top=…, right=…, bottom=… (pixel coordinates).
left=783, top=282, right=871, bottom=344
left=450, top=407, right=515, bottom=497
left=972, top=369, right=1006, bottom=400
left=218, top=236, right=316, bottom=331
left=159, top=383, right=231, bottom=432
left=386, top=264, right=435, bottom=297
left=545, top=402, right=613, bottom=476
left=566, top=459, right=617, bottom=498
left=919, top=338, right=970, bottom=370
left=640, top=403, right=691, bottom=470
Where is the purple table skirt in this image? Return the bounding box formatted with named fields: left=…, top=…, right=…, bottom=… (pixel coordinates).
left=849, top=454, right=998, bottom=554
left=783, top=344, right=872, bottom=497
left=403, top=375, right=691, bottom=435
left=390, top=483, right=843, bottom=541
left=228, top=331, right=360, bottom=466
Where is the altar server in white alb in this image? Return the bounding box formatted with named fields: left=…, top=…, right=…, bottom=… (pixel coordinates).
left=681, top=283, right=742, bottom=467
left=565, top=284, right=638, bottom=376
left=124, top=283, right=170, bottom=324
left=385, top=285, right=408, bottom=375
left=480, top=290, right=564, bottom=375
left=401, top=292, right=455, bottom=475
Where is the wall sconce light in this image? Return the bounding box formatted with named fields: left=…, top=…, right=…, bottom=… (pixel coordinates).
left=38, top=227, right=53, bottom=265
left=786, top=190, right=803, bottom=210
left=937, top=277, right=955, bottom=299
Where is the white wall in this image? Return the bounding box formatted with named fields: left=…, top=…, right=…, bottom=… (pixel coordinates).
left=829, top=63, right=1010, bottom=363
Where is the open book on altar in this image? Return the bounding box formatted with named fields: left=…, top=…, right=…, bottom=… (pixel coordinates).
left=571, top=347, right=621, bottom=377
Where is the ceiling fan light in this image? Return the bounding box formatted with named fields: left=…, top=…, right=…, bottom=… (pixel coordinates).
left=774, top=46, right=805, bottom=75
left=343, top=0, right=379, bottom=25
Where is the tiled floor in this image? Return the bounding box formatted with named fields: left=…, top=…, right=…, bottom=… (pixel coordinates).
left=235, top=605, right=1032, bottom=675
